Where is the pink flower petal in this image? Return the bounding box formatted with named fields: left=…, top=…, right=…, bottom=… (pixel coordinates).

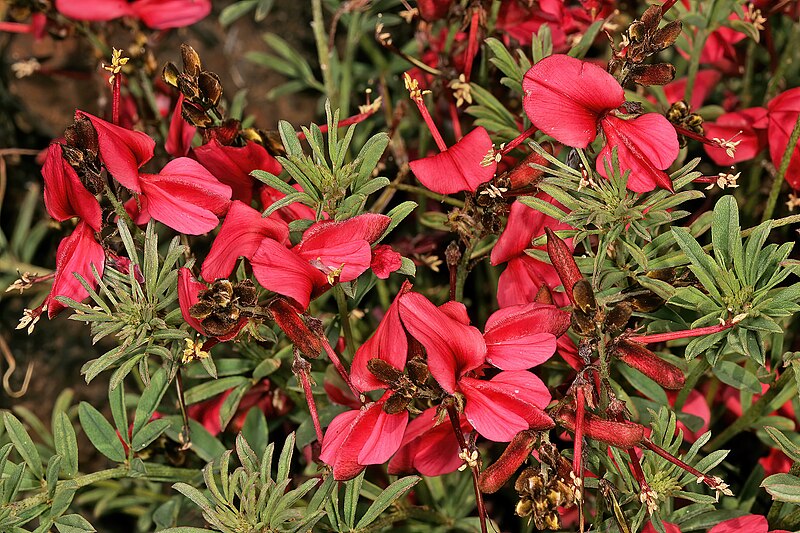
left=409, top=127, right=496, bottom=194
left=251, top=238, right=329, bottom=310
left=193, top=140, right=282, bottom=204
left=370, top=244, right=402, bottom=279
left=138, top=158, right=231, bottom=235
left=295, top=214, right=391, bottom=282
left=358, top=409, right=408, bottom=465
left=130, top=0, right=211, bottom=29
left=491, top=196, right=566, bottom=265
left=523, top=54, right=624, bottom=148
left=597, top=113, right=679, bottom=193
left=201, top=200, right=289, bottom=281
left=768, top=87, right=800, bottom=189
left=178, top=267, right=206, bottom=334
left=459, top=373, right=553, bottom=442
left=77, top=111, right=154, bottom=193
left=55, top=0, right=133, bottom=21
left=704, top=107, right=768, bottom=165
left=165, top=94, right=196, bottom=157
left=47, top=221, right=105, bottom=318
left=484, top=302, right=569, bottom=370
left=351, top=282, right=412, bottom=392
left=398, top=292, right=486, bottom=393
left=708, top=515, right=768, bottom=533
left=42, top=143, right=102, bottom=231
left=388, top=407, right=467, bottom=477
left=497, top=255, right=569, bottom=308
left=663, top=70, right=722, bottom=109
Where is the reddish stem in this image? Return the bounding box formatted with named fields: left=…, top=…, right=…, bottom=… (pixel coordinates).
left=641, top=439, right=729, bottom=495
left=112, top=75, right=121, bottom=126
left=673, top=124, right=716, bottom=146
left=660, top=0, right=679, bottom=16
left=319, top=334, right=360, bottom=399
left=573, top=388, right=585, bottom=476
left=0, top=21, right=33, bottom=33
left=628, top=322, right=733, bottom=344
left=463, top=9, right=480, bottom=83
left=293, top=354, right=324, bottom=444
left=445, top=402, right=488, bottom=533
left=500, top=125, right=538, bottom=156
left=296, top=103, right=381, bottom=140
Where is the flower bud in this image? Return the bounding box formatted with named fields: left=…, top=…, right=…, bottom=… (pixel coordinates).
left=603, top=302, right=632, bottom=332
left=614, top=340, right=685, bottom=390
left=572, top=279, right=596, bottom=314
left=631, top=63, right=676, bottom=86
left=652, top=20, right=683, bottom=50
left=269, top=298, right=322, bottom=357
left=479, top=430, right=537, bottom=494
left=557, top=410, right=645, bottom=448
left=545, top=227, right=582, bottom=305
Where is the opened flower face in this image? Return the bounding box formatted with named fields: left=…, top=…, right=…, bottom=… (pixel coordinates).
left=523, top=54, right=679, bottom=192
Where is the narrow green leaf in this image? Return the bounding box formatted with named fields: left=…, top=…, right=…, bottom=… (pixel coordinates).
left=131, top=419, right=172, bottom=452
left=53, top=412, right=78, bottom=478
left=355, top=476, right=420, bottom=528
left=132, top=367, right=169, bottom=437
left=78, top=402, right=126, bottom=463
left=54, top=513, right=95, bottom=533
left=3, top=412, right=43, bottom=479
left=761, top=473, right=800, bottom=503
left=712, top=361, right=762, bottom=394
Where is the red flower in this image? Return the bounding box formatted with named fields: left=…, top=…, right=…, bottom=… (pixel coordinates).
left=409, top=127, right=497, bottom=195
left=642, top=521, right=681, bottom=533
left=703, top=107, right=768, bottom=165
left=496, top=0, right=571, bottom=49
left=46, top=221, right=105, bottom=318
left=767, top=87, right=800, bottom=189
left=193, top=140, right=282, bottom=204
left=709, top=515, right=791, bottom=533
left=258, top=184, right=319, bottom=223
left=165, top=94, right=196, bottom=157
left=54, top=0, right=211, bottom=29
left=662, top=70, right=721, bottom=109
left=201, top=200, right=289, bottom=282
left=491, top=195, right=571, bottom=308
left=319, top=395, right=408, bottom=480
left=416, top=0, right=453, bottom=21
left=369, top=245, right=402, bottom=279
left=77, top=110, right=155, bottom=192
left=131, top=158, right=232, bottom=235
left=399, top=293, right=554, bottom=442
left=42, top=143, right=102, bottom=231
left=251, top=213, right=391, bottom=310
left=523, top=54, right=679, bottom=192
left=388, top=406, right=468, bottom=476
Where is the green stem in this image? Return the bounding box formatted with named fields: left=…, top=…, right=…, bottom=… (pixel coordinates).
left=684, top=30, right=708, bottom=107
left=13, top=465, right=126, bottom=512
left=311, top=0, right=335, bottom=102
left=454, top=241, right=475, bottom=303
left=674, top=358, right=710, bottom=411
left=762, top=113, right=800, bottom=222
left=706, top=366, right=795, bottom=450
left=389, top=183, right=464, bottom=207
left=334, top=285, right=355, bottom=360
left=597, top=334, right=610, bottom=411
left=741, top=40, right=757, bottom=108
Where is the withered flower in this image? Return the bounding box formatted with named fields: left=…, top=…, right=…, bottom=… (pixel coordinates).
left=189, top=279, right=257, bottom=338
left=162, top=43, right=222, bottom=127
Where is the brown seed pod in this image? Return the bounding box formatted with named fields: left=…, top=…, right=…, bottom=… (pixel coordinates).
left=604, top=302, right=632, bottom=332
left=631, top=63, right=676, bottom=86
left=572, top=279, right=596, bottom=314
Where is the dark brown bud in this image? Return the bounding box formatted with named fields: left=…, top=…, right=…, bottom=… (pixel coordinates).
left=162, top=61, right=180, bottom=87
left=407, top=357, right=430, bottom=386
left=646, top=267, right=675, bottom=281
left=181, top=102, right=213, bottom=128
left=367, top=358, right=404, bottom=384
left=640, top=5, right=662, bottom=29
left=628, top=21, right=646, bottom=42
left=233, top=279, right=257, bottom=307
left=629, top=292, right=665, bottom=312
left=652, top=20, right=683, bottom=50
left=180, top=43, right=202, bottom=77
left=571, top=310, right=596, bottom=337
left=534, top=285, right=555, bottom=305
left=614, top=340, right=685, bottom=390
left=631, top=63, right=676, bottom=86
left=383, top=392, right=412, bottom=415
left=202, top=314, right=239, bottom=337
left=269, top=299, right=322, bottom=357
left=189, top=301, right=214, bottom=320
left=479, top=430, right=537, bottom=494
left=198, top=71, right=222, bottom=107
left=572, top=279, right=596, bottom=314
left=603, top=302, right=632, bottom=332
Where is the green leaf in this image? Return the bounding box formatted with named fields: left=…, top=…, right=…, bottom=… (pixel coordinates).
left=568, top=19, right=605, bottom=58
left=355, top=476, right=420, bottom=528
left=132, top=367, right=168, bottom=437
left=241, top=408, right=269, bottom=457
left=131, top=419, right=172, bottom=452
left=671, top=227, right=722, bottom=300
left=184, top=376, right=250, bottom=404
left=353, top=133, right=389, bottom=190
left=379, top=201, right=417, bottom=242
left=53, top=412, right=79, bottom=478
left=764, top=427, right=800, bottom=462
left=78, top=402, right=126, bottom=463
left=54, top=513, right=95, bottom=533
left=219, top=0, right=256, bottom=26
left=173, top=483, right=214, bottom=513
left=712, top=361, right=762, bottom=394
left=518, top=195, right=567, bottom=221
left=251, top=170, right=297, bottom=196
left=761, top=473, right=800, bottom=503
left=3, top=412, right=43, bottom=479
left=711, top=195, right=740, bottom=269
left=108, top=380, right=128, bottom=445
left=343, top=471, right=365, bottom=528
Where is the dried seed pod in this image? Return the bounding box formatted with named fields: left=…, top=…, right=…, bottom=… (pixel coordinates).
left=198, top=71, right=222, bottom=107
left=534, top=285, right=555, bottom=305
left=604, top=302, right=632, bottom=332
left=479, top=430, right=537, bottom=494
left=367, top=358, right=404, bottom=384
left=571, top=310, right=596, bottom=337
left=629, top=292, right=665, bottom=312
left=628, top=21, right=646, bottom=42
left=407, top=357, right=430, bottom=386
left=383, top=392, right=412, bottom=415
left=631, top=63, right=676, bottom=86
left=646, top=267, right=675, bottom=281
left=614, top=340, right=685, bottom=390
left=652, top=20, right=683, bottom=50
left=180, top=43, right=202, bottom=77
left=572, top=279, right=596, bottom=314
left=640, top=5, right=662, bottom=30
left=162, top=61, right=180, bottom=87
left=233, top=279, right=257, bottom=307
left=269, top=299, right=322, bottom=357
